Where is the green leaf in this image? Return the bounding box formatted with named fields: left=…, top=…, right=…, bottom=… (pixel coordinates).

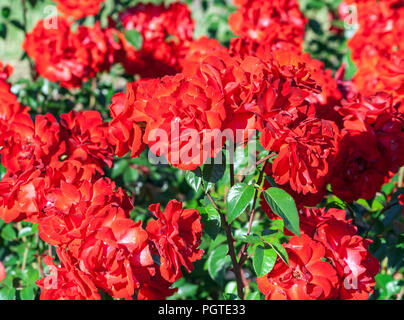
left=263, top=187, right=300, bottom=236
left=124, top=29, right=143, bottom=50
left=342, top=49, right=357, bottom=80
left=223, top=293, right=238, bottom=300
left=1, top=224, right=16, bottom=241
left=123, top=167, right=139, bottom=185
left=18, top=226, right=36, bottom=238
left=246, top=291, right=261, bottom=300
left=176, top=283, right=199, bottom=298
left=207, top=244, right=231, bottom=285
left=111, top=159, right=129, bottom=178
left=184, top=168, right=202, bottom=193
left=270, top=241, right=289, bottom=266
left=224, top=281, right=237, bottom=295
left=203, top=153, right=226, bottom=186
left=244, top=234, right=263, bottom=244
left=376, top=274, right=402, bottom=299
left=0, top=23, right=6, bottom=39
left=227, top=183, right=254, bottom=223
left=10, top=19, right=24, bottom=31
left=200, top=204, right=221, bottom=240
left=253, top=246, right=277, bottom=277
left=22, top=268, right=39, bottom=285
left=20, top=287, right=35, bottom=300
left=1, top=7, right=10, bottom=19
left=0, top=287, right=16, bottom=300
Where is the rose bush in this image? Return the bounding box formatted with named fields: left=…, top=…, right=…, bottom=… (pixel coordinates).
left=0, top=0, right=403, bottom=301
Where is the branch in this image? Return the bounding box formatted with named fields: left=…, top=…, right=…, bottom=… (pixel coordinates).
left=229, top=142, right=235, bottom=187
left=205, top=190, right=245, bottom=300
left=239, top=156, right=270, bottom=266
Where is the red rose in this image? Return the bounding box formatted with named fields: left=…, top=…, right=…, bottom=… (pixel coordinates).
left=229, top=0, right=306, bottom=53
left=137, top=273, right=178, bottom=300
left=36, top=254, right=100, bottom=300
left=60, top=110, right=115, bottom=174
left=336, top=92, right=395, bottom=131
left=0, top=62, right=30, bottom=149
left=116, top=2, right=194, bottom=78
left=299, top=207, right=348, bottom=238
left=373, top=110, right=404, bottom=172
left=109, top=72, right=227, bottom=170
left=53, top=0, right=105, bottom=20
left=38, top=172, right=132, bottom=246
left=269, top=118, right=339, bottom=195
left=67, top=218, right=154, bottom=299
left=347, top=0, right=404, bottom=107
left=0, top=62, right=20, bottom=119
left=0, top=168, right=45, bottom=223
left=315, top=219, right=380, bottom=300
left=108, top=88, right=146, bottom=158
left=180, top=37, right=228, bottom=76
left=330, top=128, right=388, bottom=202
left=24, top=17, right=113, bottom=88
left=300, top=207, right=380, bottom=300
left=146, top=200, right=204, bottom=283
left=257, top=234, right=339, bottom=300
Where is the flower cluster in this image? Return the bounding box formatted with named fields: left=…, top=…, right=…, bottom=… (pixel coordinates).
left=345, top=0, right=404, bottom=110
left=23, top=2, right=199, bottom=87
left=23, top=16, right=115, bottom=88
left=229, top=0, right=307, bottom=56
left=53, top=0, right=106, bottom=20
left=257, top=208, right=380, bottom=300
left=115, top=2, right=195, bottom=78
left=0, top=65, right=203, bottom=299
left=109, top=0, right=403, bottom=206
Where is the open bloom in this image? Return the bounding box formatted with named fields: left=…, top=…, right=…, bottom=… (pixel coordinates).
left=316, top=219, right=380, bottom=300
left=229, top=0, right=306, bottom=53
left=66, top=217, right=155, bottom=299
left=109, top=71, right=227, bottom=170
left=36, top=254, right=100, bottom=300
left=60, top=110, right=115, bottom=174
left=257, top=234, right=339, bottom=300
left=330, top=128, right=388, bottom=202
left=300, top=207, right=380, bottom=300
left=116, top=2, right=194, bottom=78
left=53, top=0, right=105, bottom=19
left=146, top=200, right=204, bottom=283
left=24, top=17, right=114, bottom=88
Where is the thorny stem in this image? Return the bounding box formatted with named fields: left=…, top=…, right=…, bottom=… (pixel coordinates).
left=239, top=156, right=270, bottom=267
left=201, top=173, right=244, bottom=300
left=89, top=77, right=98, bottom=110
left=200, top=151, right=273, bottom=298
left=205, top=190, right=245, bottom=300
left=256, top=152, right=276, bottom=166
left=229, top=142, right=235, bottom=187
left=21, top=241, right=31, bottom=272
left=240, top=269, right=250, bottom=296
left=229, top=162, right=235, bottom=187
left=15, top=222, right=31, bottom=272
